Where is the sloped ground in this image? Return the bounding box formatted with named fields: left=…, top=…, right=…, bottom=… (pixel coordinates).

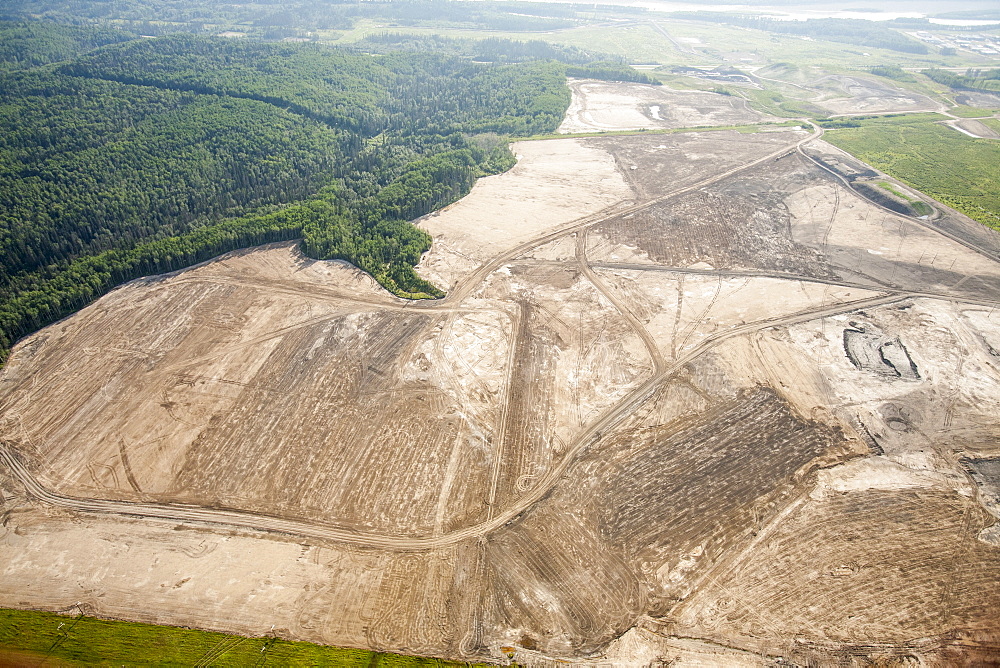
left=809, top=75, right=938, bottom=116
left=2, top=81, right=1000, bottom=666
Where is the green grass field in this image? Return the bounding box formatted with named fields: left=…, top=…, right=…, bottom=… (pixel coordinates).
left=823, top=114, right=1000, bottom=230
left=0, top=609, right=491, bottom=667
left=949, top=106, right=1000, bottom=118
left=876, top=181, right=934, bottom=216
left=981, top=117, right=1000, bottom=134
left=319, top=16, right=984, bottom=71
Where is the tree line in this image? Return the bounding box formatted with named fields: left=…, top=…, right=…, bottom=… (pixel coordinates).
left=0, top=20, right=135, bottom=70
left=0, top=29, right=572, bottom=359
left=922, top=68, right=1000, bottom=92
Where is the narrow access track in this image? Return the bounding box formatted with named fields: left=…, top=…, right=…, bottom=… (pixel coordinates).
left=796, top=132, right=1000, bottom=262
left=10, top=123, right=996, bottom=552
left=428, top=122, right=824, bottom=309
left=576, top=233, right=666, bottom=373
left=0, top=292, right=913, bottom=552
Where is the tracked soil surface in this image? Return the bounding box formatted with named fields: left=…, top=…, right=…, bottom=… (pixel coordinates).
left=2, top=81, right=1000, bottom=666
left=558, top=79, right=776, bottom=133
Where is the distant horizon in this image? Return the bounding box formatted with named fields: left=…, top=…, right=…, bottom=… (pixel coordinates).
left=479, top=0, right=1000, bottom=23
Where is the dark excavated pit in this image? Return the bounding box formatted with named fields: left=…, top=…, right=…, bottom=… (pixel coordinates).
left=843, top=321, right=920, bottom=380
left=878, top=402, right=921, bottom=432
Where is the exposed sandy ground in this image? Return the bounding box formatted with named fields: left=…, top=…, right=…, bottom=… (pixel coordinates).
left=2, top=79, right=1000, bottom=667
left=558, top=79, right=776, bottom=133
left=955, top=91, right=1000, bottom=108
left=951, top=118, right=1000, bottom=139
left=593, top=268, right=883, bottom=361
left=415, top=138, right=632, bottom=290
left=589, top=130, right=809, bottom=200
left=784, top=164, right=1000, bottom=298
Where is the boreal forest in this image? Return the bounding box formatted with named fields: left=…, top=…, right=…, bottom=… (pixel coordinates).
left=0, top=19, right=652, bottom=361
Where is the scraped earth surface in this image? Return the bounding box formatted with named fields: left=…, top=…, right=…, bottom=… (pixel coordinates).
left=951, top=118, right=1000, bottom=140
left=2, top=81, right=1000, bottom=667
left=558, top=79, right=776, bottom=133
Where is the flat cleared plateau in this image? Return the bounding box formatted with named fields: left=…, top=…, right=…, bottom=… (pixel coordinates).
left=558, top=79, right=777, bottom=133
left=2, top=81, right=1000, bottom=667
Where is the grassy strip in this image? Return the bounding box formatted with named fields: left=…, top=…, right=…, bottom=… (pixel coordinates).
left=948, top=106, right=1000, bottom=118
left=981, top=118, right=1000, bottom=134
left=823, top=114, right=1000, bottom=230
left=0, top=608, right=492, bottom=666
left=522, top=120, right=803, bottom=141
left=738, top=87, right=823, bottom=118
left=876, top=182, right=933, bottom=216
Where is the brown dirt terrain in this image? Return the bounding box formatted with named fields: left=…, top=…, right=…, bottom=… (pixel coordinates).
left=953, top=118, right=1000, bottom=139
left=2, top=81, right=1000, bottom=666
left=558, top=80, right=777, bottom=133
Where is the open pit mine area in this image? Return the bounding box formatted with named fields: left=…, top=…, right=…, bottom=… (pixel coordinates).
left=2, top=81, right=1000, bottom=666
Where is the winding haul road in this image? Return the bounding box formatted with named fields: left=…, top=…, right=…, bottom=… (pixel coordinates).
left=3, top=122, right=998, bottom=552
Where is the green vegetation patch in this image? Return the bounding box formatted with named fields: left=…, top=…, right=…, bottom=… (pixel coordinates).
left=949, top=106, right=1000, bottom=118
left=823, top=114, right=1000, bottom=230
left=981, top=118, right=1000, bottom=134
left=0, top=20, right=135, bottom=70
left=0, top=608, right=488, bottom=666
left=0, top=30, right=571, bottom=360
left=923, top=67, right=1000, bottom=93
left=740, top=87, right=824, bottom=118
left=816, top=112, right=948, bottom=128
left=876, top=182, right=933, bottom=215
left=869, top=64, right=915, bottom=82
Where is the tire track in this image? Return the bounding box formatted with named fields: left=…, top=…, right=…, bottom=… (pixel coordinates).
left=0, top=293, right=913, bottom=552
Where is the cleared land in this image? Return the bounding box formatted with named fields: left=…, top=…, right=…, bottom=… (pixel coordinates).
left=2, top=80, right=1000, bottom=666
left=415, top=137, right=633, bottom=290
left=558, top=79, right=776, bottom=133
left=807, top=74, right=938, bottom=116
left=951, top=118, right=1000, bottom=139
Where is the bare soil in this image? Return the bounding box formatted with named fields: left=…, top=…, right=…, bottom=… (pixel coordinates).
left=953, top=118, right=1000, bottom=139
left=809, top=75, right=938, bottom=116
left=2, top=80, right=1000, bottom=667
left=558, top=80, right=776, bottom=133
left=414, top=138, right=632, bottom=290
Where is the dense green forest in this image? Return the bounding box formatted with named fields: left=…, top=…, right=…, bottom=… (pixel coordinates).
left=0, top=71, right=344, bottom=284
left=0, top=25, right=573, bottom=359
left=356, top=32, right=603, bottom=64
left=0, top=20, right=135, bottom=69
left=355, top=33, right=660, bottom=84
left=60, top=34, right=570, bottom=136
left=4, top=0, right=587, bottom=35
